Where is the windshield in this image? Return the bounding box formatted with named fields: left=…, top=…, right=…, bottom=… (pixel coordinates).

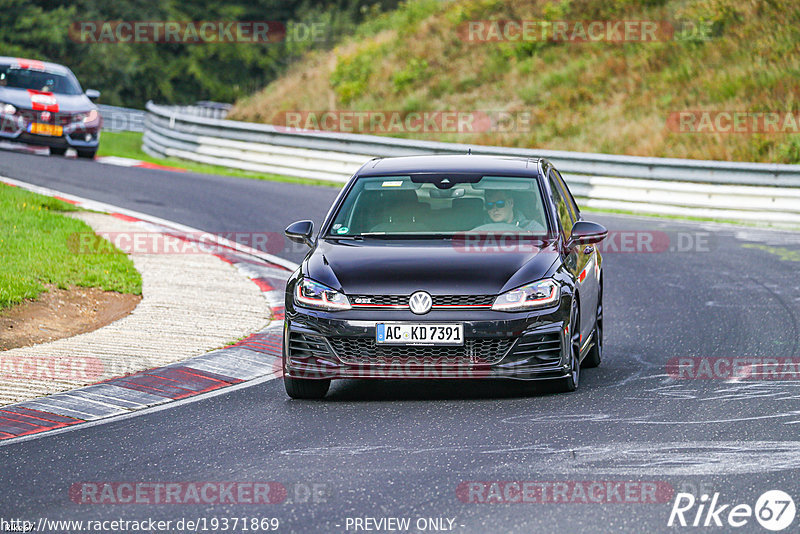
left=327, top=175, right=550, bottom=237
left=0, top=65, right=83, bottom=95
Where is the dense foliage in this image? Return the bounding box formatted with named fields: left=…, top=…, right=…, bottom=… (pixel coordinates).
left=1, top=0, right=398, bottom=107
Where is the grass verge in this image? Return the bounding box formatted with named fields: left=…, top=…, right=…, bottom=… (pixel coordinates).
left=98, top=131, right=342, bottom=188
left=0, top=183, right=142, bottom=310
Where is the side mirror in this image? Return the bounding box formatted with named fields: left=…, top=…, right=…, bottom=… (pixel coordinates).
left=568, top=220, right=608, bottom=247
left=85, top=89, right=101, bottom=100
left=285, top=220, right=314, bottom=248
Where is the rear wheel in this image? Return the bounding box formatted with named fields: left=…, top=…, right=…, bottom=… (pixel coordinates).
left=284, top=376, right=330, bottom=399
left=77, top=148, right=97, bottom=159
left=50, top=147, right=67, bottom=156
left=554, top=299, right=581, bottom=392
left=582, top=283, right=603, bottom=369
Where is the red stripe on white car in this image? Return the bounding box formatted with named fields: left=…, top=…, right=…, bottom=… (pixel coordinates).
left=16, top=58, right=46, bottom=71
left=27, top=89, right=59, bottom=112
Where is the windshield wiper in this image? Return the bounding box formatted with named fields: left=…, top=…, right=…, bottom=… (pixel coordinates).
left=326, top=235, right=364, bottom=241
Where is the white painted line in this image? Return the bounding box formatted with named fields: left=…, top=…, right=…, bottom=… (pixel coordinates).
left=45, top=394, right=131, bottom=418
left=187, top=360, right=278, bottom=381
left=95, top=155, right=143, bottom=167
left=77, top=383, right=172, bottom=407
left=20, top=400, right=103, bottom=421
left=64, top=388, right=153, bottom=410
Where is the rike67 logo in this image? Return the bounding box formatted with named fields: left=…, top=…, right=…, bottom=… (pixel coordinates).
left=668, top=490, right=796, bottom=531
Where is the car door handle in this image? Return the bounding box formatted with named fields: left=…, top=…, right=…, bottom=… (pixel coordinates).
left=583, top=245, right=594, bottom=254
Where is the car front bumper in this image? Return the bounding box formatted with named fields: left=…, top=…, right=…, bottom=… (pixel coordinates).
left=0, top=112, right=100, bottom=149
left=283, top=306, right=571, bottom=381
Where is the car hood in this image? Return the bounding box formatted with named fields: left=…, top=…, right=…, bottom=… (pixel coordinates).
left=305, top=238, right=560, bottom=296
left=0, top=87, right=94, bottom=113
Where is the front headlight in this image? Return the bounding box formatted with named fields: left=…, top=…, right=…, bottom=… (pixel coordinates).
left=492, top=279, right=560, bottom=311
left=1, top=103, right=16, bottom=115
left=294, top=278, right=351, bottom=311
left=73, top=110, right=99, bottom=125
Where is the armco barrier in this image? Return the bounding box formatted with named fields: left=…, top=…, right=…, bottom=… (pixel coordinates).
left=143, top=102, right=800, bottom=225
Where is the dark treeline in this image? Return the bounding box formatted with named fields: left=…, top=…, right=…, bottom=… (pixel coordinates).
left=1, top=0, right=398, bottom=107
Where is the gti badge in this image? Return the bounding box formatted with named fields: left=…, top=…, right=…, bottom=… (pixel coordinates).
left=409, top=291, right=432, bottom=315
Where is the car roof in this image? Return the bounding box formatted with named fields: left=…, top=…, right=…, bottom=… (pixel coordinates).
left=357, top=155, right=543, bottom=177
left=0, top=57, right=72, bottom=75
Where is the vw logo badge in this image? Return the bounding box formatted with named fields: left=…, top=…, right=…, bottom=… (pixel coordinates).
left=409, top=291, right=432, bottom=315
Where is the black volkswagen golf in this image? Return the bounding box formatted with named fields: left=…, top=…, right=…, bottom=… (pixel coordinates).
left=283, top=155, right=607, bottom=398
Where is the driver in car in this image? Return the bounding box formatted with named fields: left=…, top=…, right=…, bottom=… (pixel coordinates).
left=484, top=190, right=531, bottom=228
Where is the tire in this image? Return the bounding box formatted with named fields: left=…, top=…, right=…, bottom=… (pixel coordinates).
left=77, top=148, right=97, bottom=159
left=582, top=282, right=602, bottom=369
left=50, top=147, right=67, bottom=156
left=554, top=298, right=581, bottom=392
left=284, top=376, right=330, bottom=399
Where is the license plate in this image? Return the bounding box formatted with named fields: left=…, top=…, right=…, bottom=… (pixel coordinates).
left=28, top=123, right=62, bottom=136
left=376, top=323, right=464, bottom=345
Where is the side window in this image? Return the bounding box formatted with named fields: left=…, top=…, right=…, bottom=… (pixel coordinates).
left=552, top=169, right=580, bottom=220
left=548, top=170, right=575, bottom=238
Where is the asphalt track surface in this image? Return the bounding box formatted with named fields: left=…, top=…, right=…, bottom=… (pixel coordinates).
left=2, top=149, right=800, bottom=533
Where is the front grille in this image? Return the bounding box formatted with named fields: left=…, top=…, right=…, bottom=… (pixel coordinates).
left=507, top=332, right=562, bottom=367
left=433, top=295, right=494, bottom=306
left=328, top=337, right=513, bottom=366
left=350, top=294, right=494, bottom=307
left=287, top=332, right=334, bottom=360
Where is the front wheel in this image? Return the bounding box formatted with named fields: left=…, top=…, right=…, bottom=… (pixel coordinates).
left=77, top=148, right=97, bottom=159
left=284, top=376, right=330, bottom=399
left=554, top=299, right=581, bottom=393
